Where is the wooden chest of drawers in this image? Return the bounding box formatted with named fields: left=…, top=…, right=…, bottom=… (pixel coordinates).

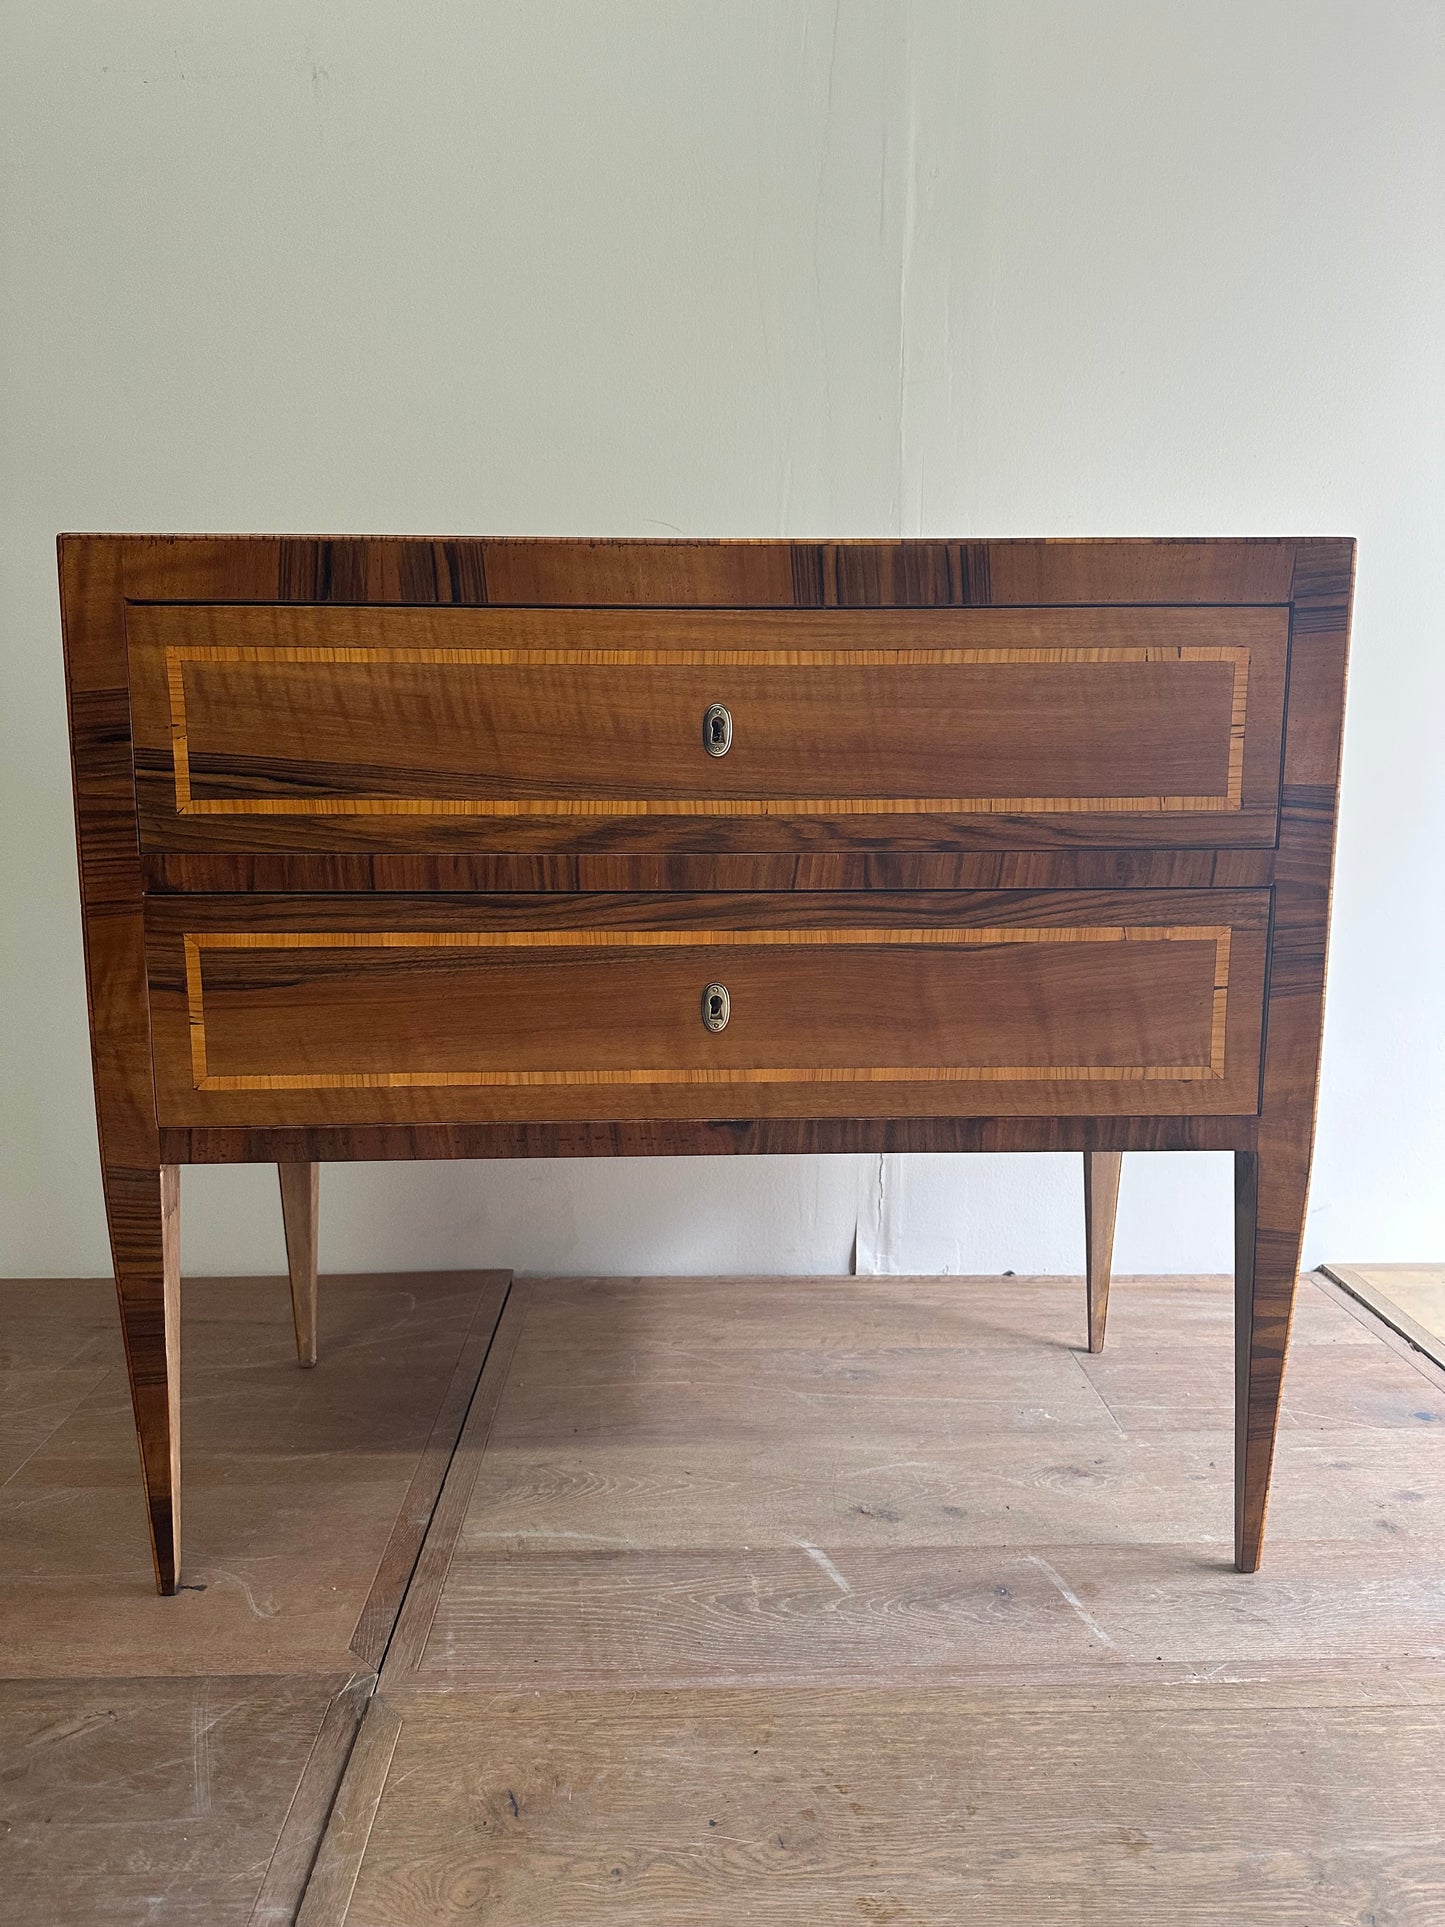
left=60, top=535, right=1353, bottom=1593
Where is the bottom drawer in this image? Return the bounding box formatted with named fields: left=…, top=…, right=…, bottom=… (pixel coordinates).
left=145, top=891, right=1268, bottom=1124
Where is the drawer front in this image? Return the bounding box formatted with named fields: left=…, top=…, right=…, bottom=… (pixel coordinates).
left=128, top=605, right=1287, bottom=852
left=145, top=892, right=1269, bottom=1124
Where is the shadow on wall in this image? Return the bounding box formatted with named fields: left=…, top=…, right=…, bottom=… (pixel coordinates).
left=174, top=1152, right=1236, bottom=1280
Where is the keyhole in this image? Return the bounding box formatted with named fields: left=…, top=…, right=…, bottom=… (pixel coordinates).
left=708, top=993, right=723, bottom=1018
left=701, top=981, right=730, bottom=1031
left=702, top=703, right=732, bottom=757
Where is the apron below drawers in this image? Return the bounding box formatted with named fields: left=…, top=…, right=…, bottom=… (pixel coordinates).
left=144, top=892, right=1269, bottom=1126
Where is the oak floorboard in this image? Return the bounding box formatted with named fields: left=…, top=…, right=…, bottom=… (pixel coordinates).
left=515, top=1269, right=1378, bottom=1354
left=417, top=1533, right=1445, bottom=1690
left=339, top=1685, right=1445, bottom=1927
left=0, top=1673, right=354, bottom=1927
left=0, top=1272, right=505, bottom=1678
left=456, top=1427, right=1445, bottom=1553
left=311, top=1270, right=1445, bottom=1924
left=398, top=1273, right=1445, bottom=1694
left=0, top=1269, right=507, bottom=1925
left=1323, top=1264, right=1445, bottom=1373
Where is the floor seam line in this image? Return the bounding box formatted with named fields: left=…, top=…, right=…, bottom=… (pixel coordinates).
left=283, top=1278, right=512, bottom=1923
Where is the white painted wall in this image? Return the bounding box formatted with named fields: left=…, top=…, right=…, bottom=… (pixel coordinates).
left=3, top=2, right=1442, bottom=1281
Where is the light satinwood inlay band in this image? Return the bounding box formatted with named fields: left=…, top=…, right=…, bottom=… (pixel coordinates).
left=182, top=925, right=1233, bottom=1091
left=164, top=644, right=1250, bottom=817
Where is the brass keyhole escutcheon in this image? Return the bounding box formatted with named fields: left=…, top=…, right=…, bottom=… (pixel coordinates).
left=701, top=982, right=730, bottom=1032
left=703, top=703, right=732, bottom=757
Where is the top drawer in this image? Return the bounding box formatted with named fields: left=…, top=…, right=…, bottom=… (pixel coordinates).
left=127, top=603, right=1288, bottom=853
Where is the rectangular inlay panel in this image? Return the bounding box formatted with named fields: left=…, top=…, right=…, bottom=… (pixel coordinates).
left=126, top=604, right=1289, bottom=850
left=180, top=925, right=1232, bottom=1089
left=143, top=892, right=1270, bottom=1123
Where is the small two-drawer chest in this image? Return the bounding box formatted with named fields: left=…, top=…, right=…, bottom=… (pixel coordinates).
left=59, top=535, right=1353, bottom=1591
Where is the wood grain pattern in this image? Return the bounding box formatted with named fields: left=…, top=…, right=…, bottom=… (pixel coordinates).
left=278, top=1162, right=319, bottom=1368
left=0, top=1673, right=361, bottom=1927
left=133, top=801, right=1289, bottom=857
left=60, top=538, right=179, bottom=1592
left=58, top=535, right=1354, bottom=1580
left=163, top=651, right=1248, bottom=817
left=294, top=1699, right=403, bottom=1927
left=1234, top=539, right=1354, bottom=1571
left=332, top=1686, right=1445, bottom=1926
left=159, top=1115, right=1257, bottom=1165
left=1321, top=1265, right=1445, bottom=1375
left=141, top=848, right=1282, bottom=894
left=114, top=533, right=1302, bottom=608
left=0, top=1270, right=510, bottom=1680
left=246, top=1672, right=374, bottom=1927
left=379, top=1279, right=531, bottom=1682
left=181, top=923, right=1233, bottom=1088
left=347, top=1271, right=512, bottom=1671
left=383, top=1273, right=1445, bottom=1699
left=142, top=891, right=1268, bottom=1125
left=1312, top=1266, right=1445, bottom=1395
left=101, top=1163, right=181, bottom=1594
left=0, top=1269, right=511, bottom=1925
left=1084, top=1150, right=1123, bottom=1354
left=307, top=1270, right=1445, bottom=1924
left=11, top=1266, right=1439, bottom=1923
left=127, top=600, right=1289, bottom=855
left=125, top=604, right=1282, bottom=839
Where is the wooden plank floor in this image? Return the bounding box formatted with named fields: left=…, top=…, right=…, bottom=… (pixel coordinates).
left=8, top=1269, right=1445, bottom=1923
left=319, top=1273, right=1445, bottom=1925
left=0, top=1268, right=509, bottom=1926
left=1325, top=1264, right=1445, bottom=1372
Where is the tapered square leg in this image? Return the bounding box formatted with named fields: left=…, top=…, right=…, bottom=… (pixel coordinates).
left=1234, top=1144, right=1309, bottom=1572
left=1083, top=1151, right=1122, bottom=1354
left=278, top=1162, right=320, bottom=1368
left=102, top=1163, right=181, bottom=1594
